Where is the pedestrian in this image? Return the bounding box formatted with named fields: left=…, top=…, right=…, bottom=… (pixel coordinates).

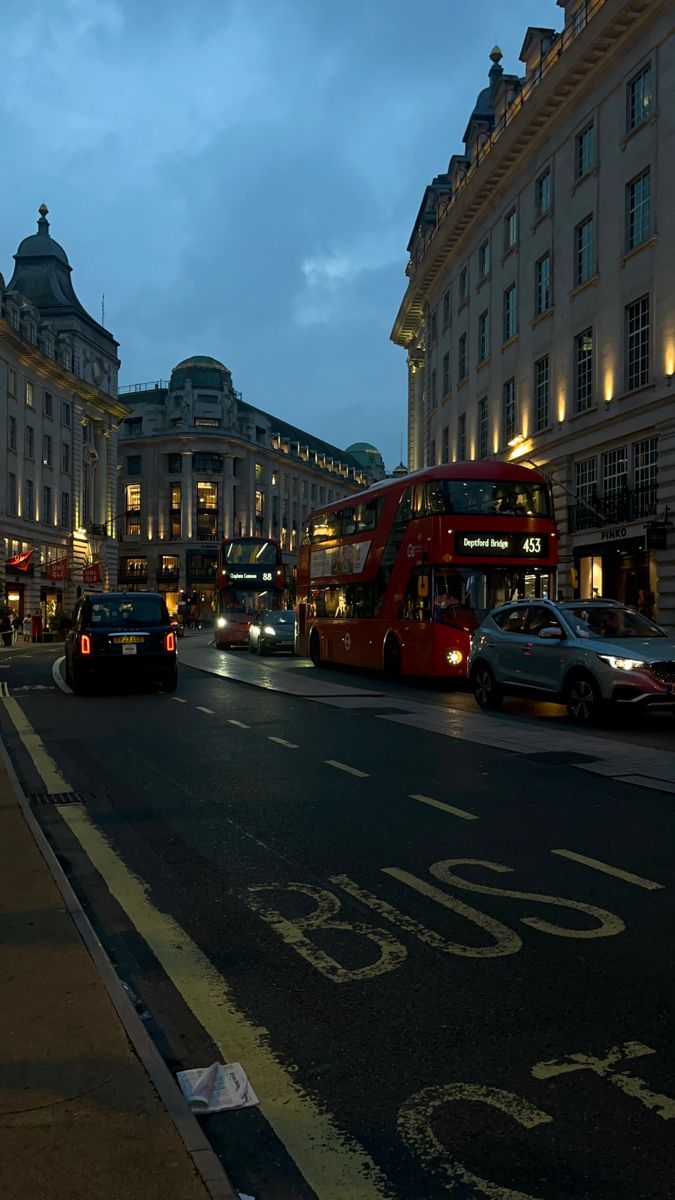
left=12, top=613, right=22, bottom=643
left=0, top=613, right=12, bottom=648
left=22, top=614, right=32, bottom=643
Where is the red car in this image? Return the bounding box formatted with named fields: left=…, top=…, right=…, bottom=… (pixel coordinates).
left=215, top=611, right=252, bottom=649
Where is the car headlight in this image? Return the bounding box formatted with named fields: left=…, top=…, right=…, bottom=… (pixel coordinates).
left=216, top=617, right=227, bottom=628
left=597, top=654, right=648, bottom=671
left=446, top=649, right=463, bottom=665
left=263, top=625, right=276, bottom=636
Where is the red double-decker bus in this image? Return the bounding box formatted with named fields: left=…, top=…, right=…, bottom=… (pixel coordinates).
left=215, top=537, right=285, bottom=649
left=295, top=462, right=558, bottom=678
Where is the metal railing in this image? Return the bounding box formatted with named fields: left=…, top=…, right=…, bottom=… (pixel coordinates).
left=118, top=380, right=169, bottom=394
left=568, top=485, right=658, bottom=532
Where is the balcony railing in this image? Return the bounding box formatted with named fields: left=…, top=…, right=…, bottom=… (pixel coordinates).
left=118, top=380, right=169, bottom=394
left=156, top=567, right=180, bottom=582
left=119, top=565, right=148, bottom=582
left=567, top=486, right=658, bottom=533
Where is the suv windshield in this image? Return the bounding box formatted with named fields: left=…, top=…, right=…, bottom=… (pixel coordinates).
left=265, top=611, right=294, bottom=625
left=564, top=605, right=665, bottom=639
left=89, top=597, right=166, bottom=626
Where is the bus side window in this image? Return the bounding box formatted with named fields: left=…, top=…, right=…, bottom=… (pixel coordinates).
left=354, top=500, right=379, bottom=533
left=399, top=567, right=432, bottom=622
left=342, top=508, right=356, bottom=535
left=426, top=481, right=445, bottom=515
left=395, top=488, right=413, bottom=527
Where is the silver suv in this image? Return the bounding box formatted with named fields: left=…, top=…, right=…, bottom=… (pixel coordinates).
left=468, top=598, right=675, bottom=723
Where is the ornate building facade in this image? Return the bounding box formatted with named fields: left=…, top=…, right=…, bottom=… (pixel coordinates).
left=392, top=0, right=675, bottom=623
left=0, top=207, right=126, bottom=621
left=118, top=357, right=384, bottom=617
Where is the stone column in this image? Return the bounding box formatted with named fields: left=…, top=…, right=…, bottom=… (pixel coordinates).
left=182, top=452, right=192, bottom=540
left=407, top=354, right=425, bottom=472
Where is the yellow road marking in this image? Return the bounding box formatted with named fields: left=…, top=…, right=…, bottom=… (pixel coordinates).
left=551, top=848, right=664, bottom=891
left=58, top=804, right=391, bottom=1199
left=268, top=736, right=298, bottom=749
left=2, top=696, right=72, bottom=794
left=228, top=719, right=250, bottom=729
left=410, top=793, right=478, bottom=821
left=325, top=759, right=369, bottom=778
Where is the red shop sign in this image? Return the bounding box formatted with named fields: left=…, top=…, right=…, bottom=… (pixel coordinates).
left=6, top=550, right=34, bottom=572
left=47, top=558, right=69, bottom=582
left=82, top=563, right=101, bottom=584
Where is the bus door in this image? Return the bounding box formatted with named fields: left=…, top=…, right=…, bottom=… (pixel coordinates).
left=398, top=566, right=433, bottom=674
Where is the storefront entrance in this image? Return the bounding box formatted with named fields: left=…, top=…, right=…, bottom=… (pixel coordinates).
left=574, top=534, right=654, bottom=617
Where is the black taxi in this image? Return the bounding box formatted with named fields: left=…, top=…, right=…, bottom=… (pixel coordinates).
left=64, top=592, right=178, bottom=693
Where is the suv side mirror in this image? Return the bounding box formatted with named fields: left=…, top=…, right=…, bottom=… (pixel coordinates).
left=539, top=626, right=563, bottom=640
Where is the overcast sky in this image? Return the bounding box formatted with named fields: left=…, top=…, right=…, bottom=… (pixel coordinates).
left=2, top=0, right=557, bottom=469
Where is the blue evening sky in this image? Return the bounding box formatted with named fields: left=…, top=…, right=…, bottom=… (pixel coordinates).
left=2, top=0, right=557, bottom=469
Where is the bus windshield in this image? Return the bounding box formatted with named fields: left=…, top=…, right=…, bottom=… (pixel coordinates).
left=224, top=539, right=279, bottom=565
left=440, top=479, right=551, bottom=517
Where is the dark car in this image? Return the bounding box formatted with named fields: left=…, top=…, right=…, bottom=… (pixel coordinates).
left=248, top=610, right=295, bottom=654
left=64, top=592, right=178, bottom=693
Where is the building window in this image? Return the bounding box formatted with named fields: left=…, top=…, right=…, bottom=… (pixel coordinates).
left=459, top=266, right=468, bottom=304
left=255, top=489, right=265, bottom=529
left=192, top=453, right=223, bottom=472
left=7, top=472, right=17, bottom=516
left=575, top=457, right=597, bottom=502
left=478, top=397, right=489, bottom=459
left=8, top=414, right=16, bottom=451
left=503, top=285, right=517, bottom=341
left=25, top=425, right=35, bottom=459
left=430, top=368, right=437, bottom=408
left=634, top=437, right=657, bottom=493
left=255, top=462, right=264, bottom=483
left=479, top=240, right=490, bottom=278
left=125, top=482, right=141, bottom=536
left=478, top=310, right=489, bottom=362
left=535, top=255, right=551, bottom=315
left=126, top=455, right=142, bottom=475
left=572, top=3, right=587, bottom=36
left=627, top=63, right=652, bottom=132
left=42, top=486, right=52, bottom=524
left=169, top=484, right=181, bottom=538
left=504, top=208, right=518, bottom=251
left=442, top=289, right=450, bottom=325
left=457, top=413, right=466, bottom=460
left=534, top=356, right=550, bottom=432
left=430, top=310, right=437, bottom=342
left=194, top=418, right=221, bottom=428
left=8, top=368, right=17, bottom=397
left=442, top=352, right=450, bottom=394
left=43, top=433, right=52, bottom=467
left=574, top=328, right=594, bottom=412
left=575, top=122, right=595, bottom=179
left=602, top=447, right=628, bottom=495
left=196, top=481, right=218, bottom=539
left=535, top=168, right=551, bottom=216
left=44, top=391, right=53, bottom=417
left=626, top=295, right=650, bottom=391
left=25, top=379, right=34, bottom=408
left=62, top=400, right=71, bottom=427
left=24, top=479, right=34, bottom=520
left=125, top=417, right=142, bottom=435
left=442, top=426, right=449, bottom=463
left=575, top=216, right=594, bottom=285
left=458, top=333, right=467, bottom=382
left=167, top=453, right=182, bottom=473
left=503, top=379, right=516, bottom=442
left=60, top=491, right=70, bottom=528
left=62, top=442, right=71, bottom=474
left=626, top=168, right=650, bottom=250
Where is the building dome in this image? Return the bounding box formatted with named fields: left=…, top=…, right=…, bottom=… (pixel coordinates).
left=14, top=204, right=70, bottom=265
left=170, top=355, right=231, bottom=391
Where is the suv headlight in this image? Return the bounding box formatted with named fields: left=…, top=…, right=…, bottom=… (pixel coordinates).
left=263, top=625, right=276, bottom=636
left=597, top=654, right=648, bottom=671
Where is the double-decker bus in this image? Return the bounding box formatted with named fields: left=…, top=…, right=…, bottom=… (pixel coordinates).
left=215, top=537, right=285, bottom=649
left=295, top=461, right=558, bottom=678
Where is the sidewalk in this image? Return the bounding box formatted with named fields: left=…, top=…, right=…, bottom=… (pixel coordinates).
left=0, top=749, right=236, bottom=1200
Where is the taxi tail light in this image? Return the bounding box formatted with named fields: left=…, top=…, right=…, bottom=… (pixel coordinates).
left=80, top=633, right=91, bottom=655
left=165, top=631, right=176, bottom=652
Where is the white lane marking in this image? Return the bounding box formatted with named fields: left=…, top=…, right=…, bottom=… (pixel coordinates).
left=228, top=719, right=250, bottom=729
left=0, top=681, right=9, bottom=697
left=325, top=759, right=369, bottom=778
left=172, top=696, right=187, bottom=703
left=196, top=706, right=215, bottom=714
left=269, top=736, right=298, bottom=749
left=1, top=696, right=73, bottom=793
left=612, top=774, right=675, bottom=795
left=52, top=656, right=72, bottom=694
left=552, top=848, right=664, bottom=891
left=410, top=793, right=478, bottom=821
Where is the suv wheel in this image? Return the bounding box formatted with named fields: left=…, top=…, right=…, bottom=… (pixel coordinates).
left=470, top=663, right=503, bottom=709
left=565, top=672, right=601, bottom=724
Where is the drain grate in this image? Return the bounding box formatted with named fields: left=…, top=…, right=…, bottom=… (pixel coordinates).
left=29, top=790, right=90, bottom=805
left=525, top=751, right=599, bottom=764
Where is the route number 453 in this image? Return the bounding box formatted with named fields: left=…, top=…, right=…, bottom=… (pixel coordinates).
left=522, top=536, right=542, bottom=554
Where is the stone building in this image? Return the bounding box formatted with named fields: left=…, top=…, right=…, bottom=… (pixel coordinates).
left=391, top=0, right=675, bottom=623
left=0, top=207, right=126, bottom=623
left=118, top=357, right=383, bottom=617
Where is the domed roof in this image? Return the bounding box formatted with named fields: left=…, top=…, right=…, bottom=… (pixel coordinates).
left=14, top=204, right=69, bottom=264
left=173, top=355, right=229, bottom=372
left=346, top=441, right=382, bottom=455
left=7, top=204, right=92, bottom=320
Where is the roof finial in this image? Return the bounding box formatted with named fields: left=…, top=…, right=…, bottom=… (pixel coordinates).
left=488, top=45, right=504, bottom=85
left=39, top=203, right=49, bottom=217
left=37, top=203, right=50, bottom=235
left=489, top=45, right=503, bottom=64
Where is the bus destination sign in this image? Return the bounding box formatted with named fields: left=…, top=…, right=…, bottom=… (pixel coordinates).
left=226, top=566, right=276, bottom=584
left=455, top=532, right=549, bottom=558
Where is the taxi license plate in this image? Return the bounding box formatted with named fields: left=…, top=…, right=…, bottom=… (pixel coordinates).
left=122, top=644, right=137, bottom=655
left=114, top=636, right=144, bottom=644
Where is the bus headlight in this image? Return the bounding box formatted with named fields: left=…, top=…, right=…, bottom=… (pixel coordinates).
left=447, top=649, right=463, bottom=665
left=216, top=617, right=227, bottom=628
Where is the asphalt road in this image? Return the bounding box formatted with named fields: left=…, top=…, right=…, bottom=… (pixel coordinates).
left=1, top=639, right=674, bottom=1200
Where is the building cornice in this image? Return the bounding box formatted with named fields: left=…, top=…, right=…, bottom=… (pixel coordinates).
left=0, top=315, right=129, bottom=421
left=391, top=0, right=664, bottom=349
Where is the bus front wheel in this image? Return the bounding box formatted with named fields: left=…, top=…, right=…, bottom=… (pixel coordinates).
left=383, top=637, right=401, bottom=680
left=309, top=631, right=321, bottom=667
